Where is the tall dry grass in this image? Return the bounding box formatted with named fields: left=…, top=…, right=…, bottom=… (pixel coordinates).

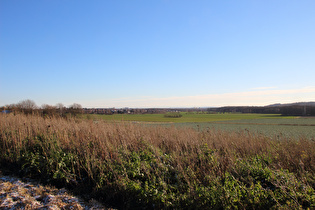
left=0, top=113, right=314, bottom=209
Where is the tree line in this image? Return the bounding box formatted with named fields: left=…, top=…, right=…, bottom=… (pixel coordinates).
left=280, top=105, right=315, bottom=116
left=208, top=105, right=315, bottom=116
left=1, top=99, right=83, bottom=117
left=2, top=100, right=315, bottom=117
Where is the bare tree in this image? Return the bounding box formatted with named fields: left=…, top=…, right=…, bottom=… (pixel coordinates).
left=56, top=103, right=66, bottom=116
left=41, top=104, right=57, bottom=116
left=56, top=103, right=65, bottom=110
left=69, top=103, right=83, bottom=109
left=17, top=99, right=37, bottom=114
left=68, top=103, right=83, bottom=115
left=18, top=99, right=37, bottom=110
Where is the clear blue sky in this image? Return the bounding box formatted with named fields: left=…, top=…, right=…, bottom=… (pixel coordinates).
left=1, top=0, right=315, bottom=108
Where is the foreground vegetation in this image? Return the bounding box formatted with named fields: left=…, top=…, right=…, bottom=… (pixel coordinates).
left=0, top=114, right=314, bottom=209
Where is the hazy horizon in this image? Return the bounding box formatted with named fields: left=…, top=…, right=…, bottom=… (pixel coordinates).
left=1, top=1, right=315, bottom=108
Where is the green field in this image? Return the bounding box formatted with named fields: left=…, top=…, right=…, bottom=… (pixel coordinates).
left=168, top=118, right=315, bottom=139
left=80, top=113, right=294, bottom=123
left=80, top=113, right=315, bottom=139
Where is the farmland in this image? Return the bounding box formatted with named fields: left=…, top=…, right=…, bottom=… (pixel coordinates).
left=162, top=117, right=315, bottom=140
left=79, top=112, right=295, bottom=123
left=80, top=113, right=315, bottom=139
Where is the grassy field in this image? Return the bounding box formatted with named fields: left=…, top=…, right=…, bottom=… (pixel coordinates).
left=0, top=113, right=314, bottom=209
left=158, top=117, right=315, bottom=140
left=80, top=113, right=315, bottom=139
left=79, top=113, right=295, bottom=123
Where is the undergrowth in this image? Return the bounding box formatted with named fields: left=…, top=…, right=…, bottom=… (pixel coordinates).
left=0, top=114, right=314, bottom=209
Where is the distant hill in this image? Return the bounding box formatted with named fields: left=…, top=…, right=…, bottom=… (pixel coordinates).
left=207, top=102, right=315, bottom=116
left=267, top=102, right=315, bottom=107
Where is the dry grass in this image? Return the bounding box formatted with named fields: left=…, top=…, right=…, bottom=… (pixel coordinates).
left=0, top=113, right=314, bottom=209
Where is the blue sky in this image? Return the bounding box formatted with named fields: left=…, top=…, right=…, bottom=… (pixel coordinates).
left=1, top=0, right=315, bottom=108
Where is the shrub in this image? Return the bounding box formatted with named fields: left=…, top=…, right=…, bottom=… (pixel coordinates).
left=164, top=112, right=183, bottom=118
